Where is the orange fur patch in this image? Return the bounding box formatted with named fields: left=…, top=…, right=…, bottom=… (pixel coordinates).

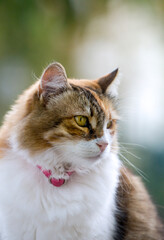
left=0, top=75, right=119, bottom=155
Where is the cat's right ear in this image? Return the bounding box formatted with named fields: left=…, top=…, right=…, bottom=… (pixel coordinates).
left=38, top=62, right=69, bottom=101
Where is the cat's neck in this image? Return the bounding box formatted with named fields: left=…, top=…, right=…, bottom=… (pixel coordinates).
left=0, top=148, right=120, bottom=240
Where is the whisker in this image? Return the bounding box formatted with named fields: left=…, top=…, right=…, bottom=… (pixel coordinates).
left=110, top=153, right=136, bottom=192
left=112, top=146, right=140, bottom=157
left=119, top=163, right=135, bottom=192
left=118, top=152, right=149, bottom=182
left=119, top=142, right=146, bottom=149
left=119, top=144, right=141, bottom=160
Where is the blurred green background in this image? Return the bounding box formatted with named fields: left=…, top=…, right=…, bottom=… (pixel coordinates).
left=0, top=0, right=163, bottom=219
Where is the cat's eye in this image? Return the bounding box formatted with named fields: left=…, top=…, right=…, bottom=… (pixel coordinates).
left=107, top=120, right=113, bottom=129
left=74, top=116, right=88, bottom=127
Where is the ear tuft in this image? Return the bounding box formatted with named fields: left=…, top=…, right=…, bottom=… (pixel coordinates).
left=97, top=68, right=119, bottom=95
left=39, top=62, right=68, bottom=97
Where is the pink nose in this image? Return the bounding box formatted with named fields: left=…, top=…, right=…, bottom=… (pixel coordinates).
left=96, top=142, right=108, bottom=152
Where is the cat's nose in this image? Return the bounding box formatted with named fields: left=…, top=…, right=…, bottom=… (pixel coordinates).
left=96, top=142, right=108, bottom=152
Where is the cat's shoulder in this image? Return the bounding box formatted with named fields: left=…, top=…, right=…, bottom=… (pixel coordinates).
left=115, top=167, right=164, bottom=240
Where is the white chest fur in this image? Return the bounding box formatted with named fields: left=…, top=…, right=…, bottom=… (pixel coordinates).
left=0, top=151, right=120, bottom=240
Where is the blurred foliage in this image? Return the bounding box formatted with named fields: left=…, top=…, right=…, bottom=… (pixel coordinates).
left=0, top=0, right=164, bottom=75
left=0, top=0, right=109, bottom=75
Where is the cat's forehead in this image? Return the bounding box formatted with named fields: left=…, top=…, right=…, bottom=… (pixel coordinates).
left=46, top=80, right=115, bottom=120
left=68, top=78, right=116, bottom=116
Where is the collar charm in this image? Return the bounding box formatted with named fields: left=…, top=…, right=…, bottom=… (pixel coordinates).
left=37, top=165, right=74, bottom=187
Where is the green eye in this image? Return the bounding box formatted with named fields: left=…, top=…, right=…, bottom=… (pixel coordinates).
left=107, top=120, right=113, bottom=129
left=74, top=116, right=88, bottom=127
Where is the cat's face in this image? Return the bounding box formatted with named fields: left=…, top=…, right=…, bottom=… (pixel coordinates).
left=11, top=63, right=119, bottom=172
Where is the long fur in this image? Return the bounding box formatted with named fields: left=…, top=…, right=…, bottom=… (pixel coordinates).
left=0, top=62, right=163, bottom=240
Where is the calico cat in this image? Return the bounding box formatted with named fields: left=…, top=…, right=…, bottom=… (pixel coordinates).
left=0, top=62, right=163, bottom=240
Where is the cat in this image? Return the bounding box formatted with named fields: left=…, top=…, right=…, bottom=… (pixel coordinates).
left=0, top=62, right=163, bottom=240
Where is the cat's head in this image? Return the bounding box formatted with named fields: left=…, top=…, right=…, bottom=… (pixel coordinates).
left=10, top=62, right=119, bottom=173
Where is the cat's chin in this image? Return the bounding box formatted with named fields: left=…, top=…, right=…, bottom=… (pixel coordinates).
left=85, top=154, right=103, bottom=162
left=85, top=148, right=109, bottom=161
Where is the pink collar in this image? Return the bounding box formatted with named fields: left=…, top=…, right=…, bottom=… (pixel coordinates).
left=37, top=165, right=74, bottom=187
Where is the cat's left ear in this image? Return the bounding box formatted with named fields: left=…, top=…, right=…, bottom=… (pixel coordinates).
left=38, top=62, right=70, bottom=98
left=97, top=69, right=119, bottom=96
